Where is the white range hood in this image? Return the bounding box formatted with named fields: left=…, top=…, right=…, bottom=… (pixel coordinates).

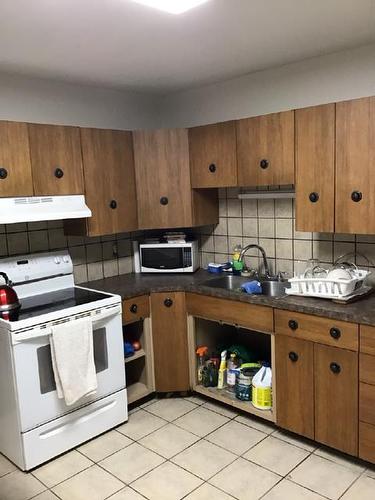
left=0, top=195, right=92, bottom=224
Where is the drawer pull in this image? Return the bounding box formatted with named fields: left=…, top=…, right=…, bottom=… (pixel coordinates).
left=160, top=196, right=169, bottom=206
left=309, top=192, right=319, bottom=203
left=288, top=319, right=299, bottom=330
left=260, top=159, right=269, bottom=169
left=164, top=298, right=173, bottom=307
left=130, top=304, right=138, bottom=313
left=351, top=191, right=362, bottom=202
left=330, top=327, right=341, bottom=340
left=330, top=362, right=341, bottom=374
left=0, top=167, right=8, bottom=179
left=289, top=351, right=298, bottom=362
left=54, top=167, right=64, bottom=179
left=208, top=163, right=216, bottom=173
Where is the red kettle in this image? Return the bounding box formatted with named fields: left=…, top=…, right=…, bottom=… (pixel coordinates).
left=0, top=272, right=21, bottom=321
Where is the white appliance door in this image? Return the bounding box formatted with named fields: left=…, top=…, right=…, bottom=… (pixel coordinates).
left=12, top=306, right=126, bottom=432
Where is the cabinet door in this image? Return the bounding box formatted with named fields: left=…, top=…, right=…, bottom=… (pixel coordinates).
left=133, top=129, right=193, bottom=229
left=28, top=124, right=84, bottom=195
left=0, top=121, right=34, bottom=197
left=314, top=344, right=358, bottom=455
left=275, top=335, right=314, bottom=439
left=189, top=121, right=237, bottom=188
left=295, top=104, right=335, bottom=232
left=80, top=128, right=138, bottom=236
left=336, top=97, right=375, bottom=234
left=237, top=111, right=294, bottom=186
left=151, top=292, right=190, bottom=392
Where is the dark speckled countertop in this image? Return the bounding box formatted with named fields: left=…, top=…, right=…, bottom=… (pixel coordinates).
left=84, top=269, right=375, bottom=326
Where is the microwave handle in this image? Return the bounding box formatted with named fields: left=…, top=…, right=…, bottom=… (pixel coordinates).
left=12, top=305, right=121, bottom=344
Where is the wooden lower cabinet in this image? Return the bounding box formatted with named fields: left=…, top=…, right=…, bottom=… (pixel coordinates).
left=151, top=292, right=190, bottom=393
left=315, top=344, right=358, bottom=455
left=275, top=336, right=314, bottom=439
left=359, top=422, right=375, bottom=462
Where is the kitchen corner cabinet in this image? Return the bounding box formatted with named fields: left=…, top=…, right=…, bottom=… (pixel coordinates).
left=151, top=292, right=190, bottom=393
left=189, top=121, right=237, bottom=188
left=236, top=110, right=295, bottom=187
left=28, top=124, right=84, bottom=196
left=0, top=121, right=34, bottom=197
left=66, top=128, right=138, bottom=237
left=295, top=104, right=335, bottom=233
left=336, top=96, right=375, bottom=234
left=133, top=128, right=218, bottom=230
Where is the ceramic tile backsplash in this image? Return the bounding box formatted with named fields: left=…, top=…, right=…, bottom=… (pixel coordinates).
left=0, top=221, right=137, bottom=284
left=197, top=188, right=375, bottom=280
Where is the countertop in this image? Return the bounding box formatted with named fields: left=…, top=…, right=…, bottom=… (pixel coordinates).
left=84, top=269, right=375, bottom=326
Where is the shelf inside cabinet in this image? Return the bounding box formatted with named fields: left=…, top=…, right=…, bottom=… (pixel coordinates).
left=194, top=385, right=274, bottom=422
left=127, top=382, right=153, bottom=404
left=125, top=349, right=146, bottom=364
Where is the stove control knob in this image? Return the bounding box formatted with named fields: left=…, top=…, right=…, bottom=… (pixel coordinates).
left=63, top=256, right=70, bottom=263
left=54, top=257, right=61, bottom=264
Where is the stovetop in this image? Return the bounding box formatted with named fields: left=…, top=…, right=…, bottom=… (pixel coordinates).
left=11, top=287, right=111, bottom=322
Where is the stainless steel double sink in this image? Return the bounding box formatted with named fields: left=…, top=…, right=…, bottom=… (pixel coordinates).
left=201, top=274, right=290, bottom=297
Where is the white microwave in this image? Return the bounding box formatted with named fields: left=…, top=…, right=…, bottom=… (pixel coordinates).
left=139, top=241, right=199, bottom=273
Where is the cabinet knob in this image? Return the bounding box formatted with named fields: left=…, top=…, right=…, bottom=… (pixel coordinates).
left=54, top=167, right=64, bottom=179
left=130, top=304, right=138, bottom=313
left=208, top=163, right=216, bottom=173
left=164, top=298, right=173, bottom=307
left=109, top=200, right=117, bottom=209
left=309, top=192, right=319, bottom=203
left=289, top=351, right=298, bottom=362
left=260, top=159, right=269, bottom=169
left=288, top=319, right=299, bottom=330
left=330, top=362, right=341, bottom=374
left=351, top=191, right=362, bottom=202
left=330, top=327, right=341, bottom=340
left=160, top=197, right=169, bottom=206
left=0, top=167, right=8, bottom=179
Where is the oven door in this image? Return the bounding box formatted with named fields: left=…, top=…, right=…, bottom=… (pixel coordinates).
left=11, top=305, right=125, bottom=432
left=141, top=246, right=188, bottom=272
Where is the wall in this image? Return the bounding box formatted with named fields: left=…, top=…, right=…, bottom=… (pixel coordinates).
left=160, top=43, right=375, bottom=127
left=197, top=188, right=375, bottom=281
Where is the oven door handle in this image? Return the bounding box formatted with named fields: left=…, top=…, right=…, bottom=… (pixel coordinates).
left=12, top=304, right=122, bottom=344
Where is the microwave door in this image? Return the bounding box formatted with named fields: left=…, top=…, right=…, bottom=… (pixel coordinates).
left=141, top=247, right=184, bottom=270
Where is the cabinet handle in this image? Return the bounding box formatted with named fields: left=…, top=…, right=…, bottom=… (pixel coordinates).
left=208, top=163, right=216, bottom=173
left=330, top=362, right=341, bottom=374
left=330, top=327, right=341, bottom=340
left=160, top=197, right=169, bottom=206
left=164, top=298, right=173, bottom=307
left=109, top=200, right=117, bottom=209
left=54, top=167, right=64, bottom=179
left=130, top=304, right=138, bottom=313
left=288, top=319, right=298, bottom=330
left=0, top=167, right=8, bottom=179
left=351, top=191, right=362, bottom=202
left=309, top=192, right=319, bottom=203
left=260, top=159, right=269, bottom=169
left=289, top=351, right=298, bottom=362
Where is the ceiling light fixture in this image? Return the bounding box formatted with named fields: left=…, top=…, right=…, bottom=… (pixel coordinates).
left=131, top=0, right=210, bottom=15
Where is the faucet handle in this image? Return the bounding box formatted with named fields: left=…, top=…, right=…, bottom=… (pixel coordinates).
left=276, top=271, right=287, bottom=282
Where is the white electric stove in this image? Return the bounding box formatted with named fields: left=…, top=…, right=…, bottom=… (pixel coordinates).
left=0, top=251, right=127, bottom=471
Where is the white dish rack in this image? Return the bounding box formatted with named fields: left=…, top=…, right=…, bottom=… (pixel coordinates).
left=286, top=269, right=370, bottom=299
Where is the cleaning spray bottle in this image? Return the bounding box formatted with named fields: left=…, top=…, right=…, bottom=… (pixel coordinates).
left=217, top=350, right=227, bottom=389
left=196, top=346, right=208, bottom=384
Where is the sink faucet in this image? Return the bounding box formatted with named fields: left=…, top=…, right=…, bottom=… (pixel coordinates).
left=239, top=244, right=271, bottom=278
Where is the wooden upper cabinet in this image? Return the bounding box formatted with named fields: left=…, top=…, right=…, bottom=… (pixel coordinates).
left=189, top=121, right=237, bottom=188
left=236, top=110, right=295, bottom=186
left=314, top=344, right=358, bottom=455
left=79, top=128, right=138, bottom=236
left=28, top=124, right=84, bottom=196
left=133, top=128, right=218, bottom=229
left=0, top=121, right=33, bottom=197
left=295, top=104, right=335, bottom=233
left=336, top=97, right=375, bottom=234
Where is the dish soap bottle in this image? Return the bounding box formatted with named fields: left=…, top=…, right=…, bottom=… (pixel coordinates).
left=232, top=244, right=243, bottom=274
left=217, top=350, right=227, bottom=389
left=196, top=346, right=208, bottom=384
left=252, top=362, right=272, bottom=410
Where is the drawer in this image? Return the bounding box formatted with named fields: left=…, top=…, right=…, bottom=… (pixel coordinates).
left=359, top=421, right=375, bottom=464
left=274, top=310, right=358, bottom=351
left=360, top=353, right=375, bottom=384
left=360, top=325, right=375, bottom=355
left=360, top=382, right=375, bottom=425
left=186, top=293, right=273, bottom=333
left=122, top=295, right=150, bottom=324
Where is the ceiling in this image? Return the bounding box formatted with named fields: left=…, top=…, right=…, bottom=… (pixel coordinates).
left=0, top=0, right=374, bottom=94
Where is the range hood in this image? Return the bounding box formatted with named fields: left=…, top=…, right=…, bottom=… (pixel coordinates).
left=0, top=195, right=92, bottom=224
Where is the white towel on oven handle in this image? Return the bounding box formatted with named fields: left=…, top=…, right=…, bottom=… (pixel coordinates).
left=50, top=317, right=98, bottom=406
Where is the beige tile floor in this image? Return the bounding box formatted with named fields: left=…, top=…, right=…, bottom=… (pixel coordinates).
left=1, top=395, right=375, bottom=500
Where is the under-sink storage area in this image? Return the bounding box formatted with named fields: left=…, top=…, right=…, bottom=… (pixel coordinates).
left=188, top=315, right=275, bottom=422
left=123, top=317, right=155, bottom=404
